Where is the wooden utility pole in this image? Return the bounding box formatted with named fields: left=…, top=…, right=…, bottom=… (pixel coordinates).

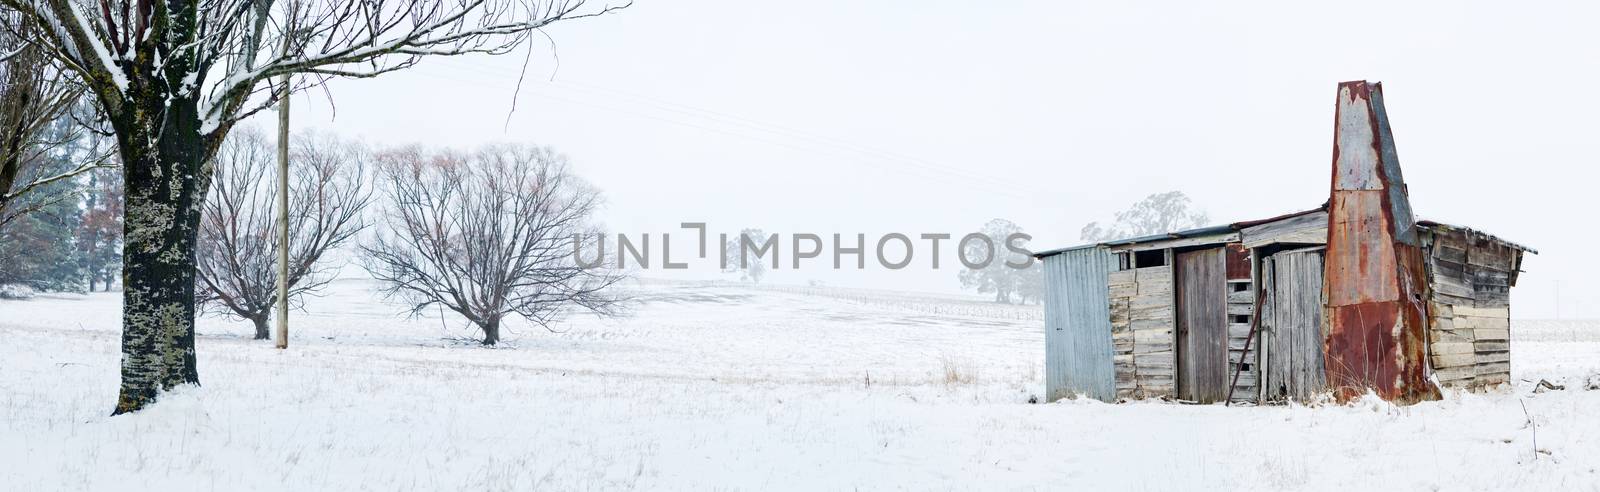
left=274, top=71, right=290, bottom=349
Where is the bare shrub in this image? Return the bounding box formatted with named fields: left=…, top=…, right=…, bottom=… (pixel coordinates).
left=941, top=357, right=977, bottom=386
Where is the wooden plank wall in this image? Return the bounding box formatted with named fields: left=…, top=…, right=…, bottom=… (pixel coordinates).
left=1426, top=228, right=1520, bottom=389
left=1108, top=262, right=1175, bottom=399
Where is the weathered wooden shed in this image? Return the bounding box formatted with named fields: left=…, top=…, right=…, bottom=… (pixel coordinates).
left=1036, top=80, right=1535, bottom=405
left=1034, top=209, right=1534, bottom=404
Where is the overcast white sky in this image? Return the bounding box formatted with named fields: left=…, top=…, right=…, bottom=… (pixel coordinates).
left=285, top=0, right=1597, bottom=318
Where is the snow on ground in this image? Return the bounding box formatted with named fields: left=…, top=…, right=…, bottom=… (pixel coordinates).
left=1, top=279, right=1598, bottom=491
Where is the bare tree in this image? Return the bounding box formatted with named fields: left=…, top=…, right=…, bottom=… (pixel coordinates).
left=195, top=128, right=368, bottom=340
left=0, top=0, right=627, bottom=413
left=362, top=144, right=621, bottom=346
left=1080, top=191, right=1210, bottom=243
left=958, top=218, right=1033, bottom=304
left=722, top=228, right=767, bottom=283
left=1014, top=263, right=1043, bottom=305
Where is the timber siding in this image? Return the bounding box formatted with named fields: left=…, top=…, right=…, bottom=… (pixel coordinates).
left=1041, top=247, right=1117, bottom=401
left=1109, top=262, right=1176, bottom=399
left=1035, top=213, right=1530, bottom=405
left=1031, top=80, right=1532, bottom=405
left=1423, top=226, right=1521, bottom=388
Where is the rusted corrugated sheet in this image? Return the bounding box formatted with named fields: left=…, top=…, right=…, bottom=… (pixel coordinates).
left=1041, top=247, right=1117, bottom=402
left=1322, top=81, right=1440, bottom=404
left=1224, top=243, right=1251, bottom=281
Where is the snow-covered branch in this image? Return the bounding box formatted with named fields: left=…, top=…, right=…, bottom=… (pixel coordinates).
left=0, top=151, right=111, bottom=201
left=196, top=0, right=629, bottom=136
left=6, top=0, right=627, bottom=140
left=0, top=0, right=132, bottom=109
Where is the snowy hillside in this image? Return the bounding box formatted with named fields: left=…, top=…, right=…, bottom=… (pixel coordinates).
left=1, top=279, right=1597, bottom=490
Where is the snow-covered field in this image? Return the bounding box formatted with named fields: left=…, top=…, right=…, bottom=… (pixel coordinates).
left=2, top=279, right=1597, bottom=491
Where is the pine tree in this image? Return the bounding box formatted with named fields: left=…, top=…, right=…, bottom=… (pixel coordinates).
left=0, top=175, right=83, bottom=291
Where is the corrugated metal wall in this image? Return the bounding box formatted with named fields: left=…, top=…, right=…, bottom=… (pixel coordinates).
left=1042, top=247, right=1117, bottom=402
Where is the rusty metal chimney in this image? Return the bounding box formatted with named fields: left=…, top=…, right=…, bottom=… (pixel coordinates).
left=1323, top=81, right=1441, bottom=404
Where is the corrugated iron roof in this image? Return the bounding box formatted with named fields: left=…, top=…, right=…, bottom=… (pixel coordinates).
left=1029, top=243, right=1103, bottom=259
left=1032, top=207, right=1536, bottom=259
left=1032, top=209, right=1318, bottom=259
left=1098, top=224, right=1236, bottom=247
left=1031, top=224, right=1235, bottom=259
left=1229, top=206, right=1327, bottom=229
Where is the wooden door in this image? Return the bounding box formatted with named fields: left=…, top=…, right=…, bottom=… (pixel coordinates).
left=1176, top=248, right=1227, bottom=403
left=1262, top=248, right=1328, bottom=401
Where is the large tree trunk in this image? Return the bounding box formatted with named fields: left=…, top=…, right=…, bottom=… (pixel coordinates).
left=482, top=318, right=500, bottom=346
left=251, top=315, right=270, bottom=340
left=110, top=94, right=213, bottom=415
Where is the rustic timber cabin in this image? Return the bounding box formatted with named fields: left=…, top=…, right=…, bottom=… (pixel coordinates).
left=1033, top=210, right=1533, bottom=404
left=1033, top=81, right=1535, bottom=405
